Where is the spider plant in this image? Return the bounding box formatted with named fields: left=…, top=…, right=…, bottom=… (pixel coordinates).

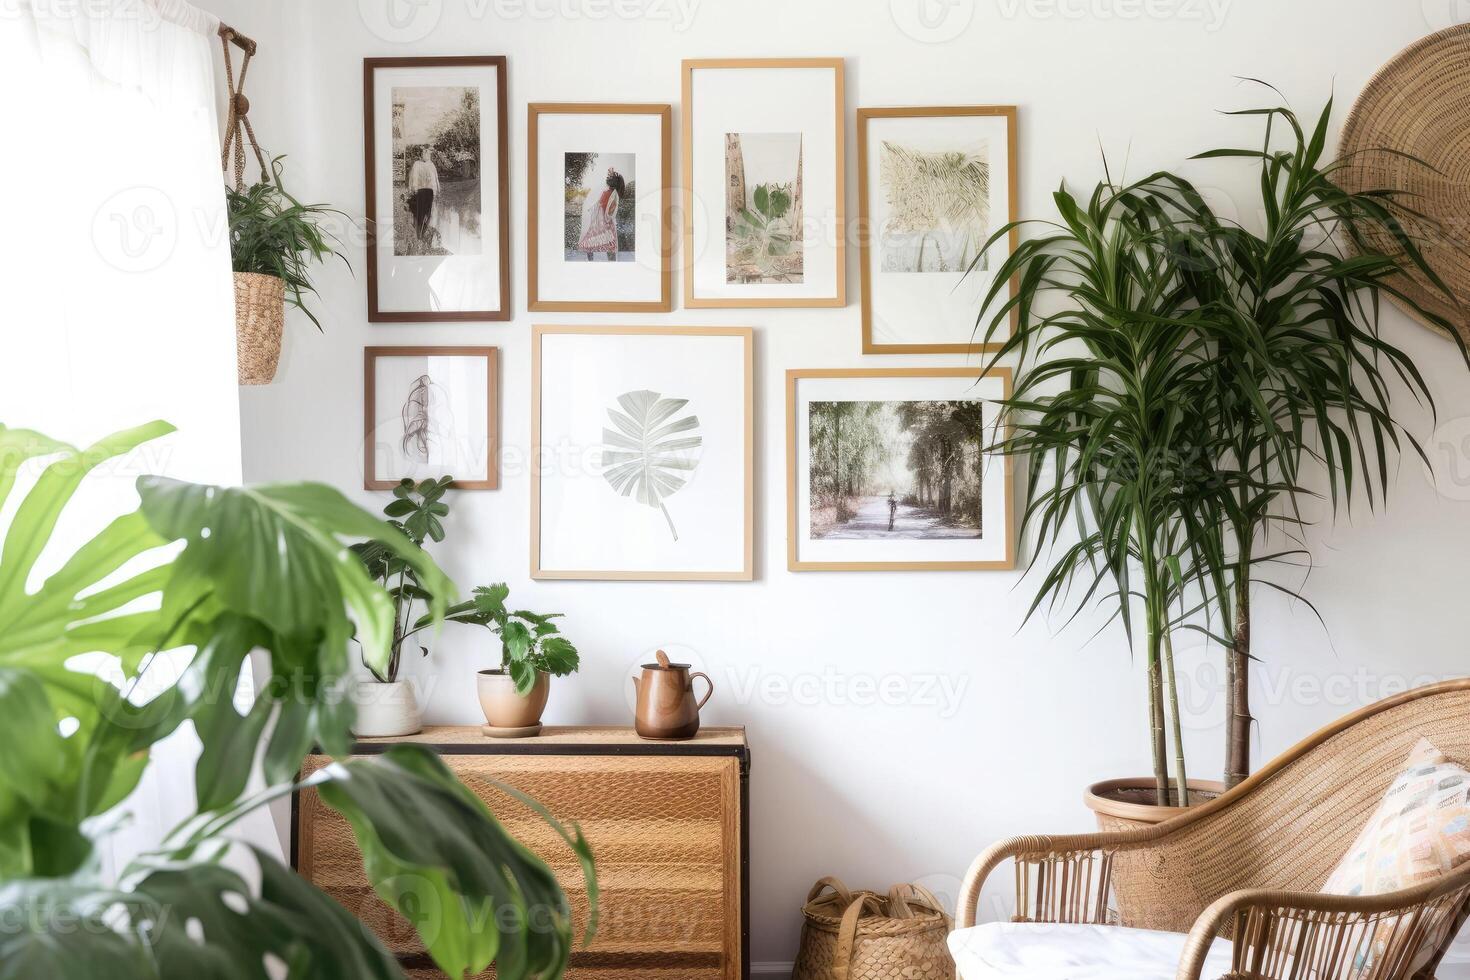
left=974, top=175, right=1233, bottom=807
left=1146, top=91, right=1466, bottom=787
left=226, top=155, right=348, bottom=331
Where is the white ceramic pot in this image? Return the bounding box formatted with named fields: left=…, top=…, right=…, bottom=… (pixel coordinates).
left=351, top=679, right=422, bottom=738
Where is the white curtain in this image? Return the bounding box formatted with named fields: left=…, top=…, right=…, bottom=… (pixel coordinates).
left=0, top=0, right=279, bottom=874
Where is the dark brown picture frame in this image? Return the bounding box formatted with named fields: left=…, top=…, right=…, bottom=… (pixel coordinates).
left=363, top=346, right=500, bottom=490
left=363, top=56, right=511, bottom=322
left=527, top=102, right=674, bottom=312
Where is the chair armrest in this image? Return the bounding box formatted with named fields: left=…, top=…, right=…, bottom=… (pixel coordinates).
left=1175, top=869, right=1470, bottom=980
left=956, top=828, right=1161, bottom=929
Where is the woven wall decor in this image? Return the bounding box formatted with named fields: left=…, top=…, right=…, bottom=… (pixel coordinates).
left=1338, top=23, right=1470, bottom=343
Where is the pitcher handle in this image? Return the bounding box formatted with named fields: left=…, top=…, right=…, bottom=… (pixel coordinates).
left=689, top=671, right=714, bottom=711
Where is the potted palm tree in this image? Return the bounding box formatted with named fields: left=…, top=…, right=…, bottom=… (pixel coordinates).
left=976, top=95, right=1461, bottom=823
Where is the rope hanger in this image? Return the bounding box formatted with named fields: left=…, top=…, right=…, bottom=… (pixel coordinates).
left=218, top=24, right=269, bottom=191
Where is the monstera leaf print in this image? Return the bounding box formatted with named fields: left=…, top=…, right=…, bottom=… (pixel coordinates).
left=600, top=389, right=702, bottom=541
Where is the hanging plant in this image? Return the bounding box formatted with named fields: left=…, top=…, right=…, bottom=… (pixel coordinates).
left=219, top=26, right=348, bottom=385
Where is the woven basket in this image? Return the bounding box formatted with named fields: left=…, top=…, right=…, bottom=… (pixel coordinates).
left=793, top=877, right=955, bottom=980
left=234, top=271, right=285, bottom=385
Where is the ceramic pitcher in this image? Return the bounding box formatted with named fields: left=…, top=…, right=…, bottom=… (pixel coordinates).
left=632, top=649, right=714, bottom=740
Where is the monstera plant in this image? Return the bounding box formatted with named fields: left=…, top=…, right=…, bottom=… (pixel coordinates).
left=0, top=421, right=595, bottom=978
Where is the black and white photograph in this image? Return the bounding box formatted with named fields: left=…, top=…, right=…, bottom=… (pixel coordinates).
left=392, top=85, right=483, bottom=257
left=365, top=56, right=509, bottom=321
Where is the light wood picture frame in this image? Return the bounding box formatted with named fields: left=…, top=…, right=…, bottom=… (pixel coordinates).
left=527, top=103, right=673, bottom=312
left=681, top=58, right=846, bottom=309
left=857, top=106, right=1019, bottom=354
left=532, top=325, right=755, bottom=581
left=786, top=367, right=1014, bottom=572
left=363, top=346, right=499, bottom=490
left=363, top=56, right=511, bottom=322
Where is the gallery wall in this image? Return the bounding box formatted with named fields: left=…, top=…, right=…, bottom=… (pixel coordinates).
left=199, top=0, right=1470, bottom=971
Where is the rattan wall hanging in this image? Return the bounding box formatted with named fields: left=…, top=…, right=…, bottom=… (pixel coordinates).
left=1338, top=23, right=1470, bottom=344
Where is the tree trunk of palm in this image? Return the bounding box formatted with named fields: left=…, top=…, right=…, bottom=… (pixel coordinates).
left=1148, top=625, right=1170, bottom=807
left=1163, top=627, right=1189, bottom=807
left=1225, top=565, right=1253, bottom=788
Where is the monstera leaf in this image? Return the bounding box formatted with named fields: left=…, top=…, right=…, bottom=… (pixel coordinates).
left=0, top=422, right=596, bottom=980
left=599, top=389, right=702, bottom=541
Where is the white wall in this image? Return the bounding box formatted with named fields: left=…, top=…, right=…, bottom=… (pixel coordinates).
left=205, top=0, right=1470, bottom=970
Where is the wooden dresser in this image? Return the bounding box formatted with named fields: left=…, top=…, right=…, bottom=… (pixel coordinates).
left=292, top=726, right=749, bottom=980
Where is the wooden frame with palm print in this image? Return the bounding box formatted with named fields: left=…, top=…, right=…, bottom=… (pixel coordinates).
left=531, top=325, right=754, bottom=581
left=857, top=106, right=1019, bottom=353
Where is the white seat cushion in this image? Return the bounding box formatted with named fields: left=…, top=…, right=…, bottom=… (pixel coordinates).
left=948, top=922, right=1236, bottom=980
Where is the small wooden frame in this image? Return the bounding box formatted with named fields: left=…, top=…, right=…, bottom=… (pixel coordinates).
left=531, top=325, right=755, bottom=581
left=681, top=58, right=846, bottom=309
left=785, top=367, right=1015, bottom=572
left=857, top=105, right=1020, bottom=354
left=363, top=345, right=499, bottom=490
left=527, top=102, right=673, bottom=312
left=363, top=56, right=511, bottom=322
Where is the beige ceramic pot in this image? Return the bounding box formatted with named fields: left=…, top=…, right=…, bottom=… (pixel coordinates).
left=1084, top=777, right=1226, bottom=831
left=477, top=669, right=550, bottom=732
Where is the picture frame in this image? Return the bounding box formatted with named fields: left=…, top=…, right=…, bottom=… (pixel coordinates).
left=363, top=56, right=511, bottom=322
left=532, top=325, right=754, bottom=581
left=681, top=58, right=846, bottom=309
left=786, top=367, right=1014, bottom=571
left=527, top=103, right=673, bottom=312
left=363, top=346, right=499, bottom=490
left=857, top=106, right=1019, bottom=354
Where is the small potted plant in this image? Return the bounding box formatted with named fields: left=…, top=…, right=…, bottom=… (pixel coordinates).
left=430, top=585, right=579, bottom=737
left=349, top=476, right=453, bottom=737
left=354, top=477, right=581, bottom=738
left=226, top=155, right=347, bottom=385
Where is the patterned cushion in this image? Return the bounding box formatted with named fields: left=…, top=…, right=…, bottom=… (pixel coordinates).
left=1321, top=738, right=1470, bottom=976
left=1322, top=738, right=1470, bottom=897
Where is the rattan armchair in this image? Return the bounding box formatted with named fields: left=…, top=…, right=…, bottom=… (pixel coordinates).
left=955, top=679, right=1470, bottom=980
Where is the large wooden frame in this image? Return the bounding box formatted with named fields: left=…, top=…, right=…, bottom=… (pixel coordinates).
left=527, top=102, right=674, bottom=312
left=857, top=105, right=1020, bottom=354
left=531, top=324, right=755, bottom=581
left=363, top=345, right=499, bottom=490
left=681, top=58, right=846, bottom=309
left=785, top=367, right=1014, bottom=572
left=363, top=55, right=511, bottom=322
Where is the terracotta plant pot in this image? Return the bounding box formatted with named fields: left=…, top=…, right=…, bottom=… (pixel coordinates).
left=1083, top=777, right=1226, bottom=832
left=477, top=669, right=549, bottom=736
left=350, top=679, right=422, bottom=738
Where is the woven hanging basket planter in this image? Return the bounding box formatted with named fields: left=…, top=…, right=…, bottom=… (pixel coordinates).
left=234, top=272, right=285, bottom=385
left=793, top=877, right=954, bottom=980
left=1337, top=23, right=1470, bottom=344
